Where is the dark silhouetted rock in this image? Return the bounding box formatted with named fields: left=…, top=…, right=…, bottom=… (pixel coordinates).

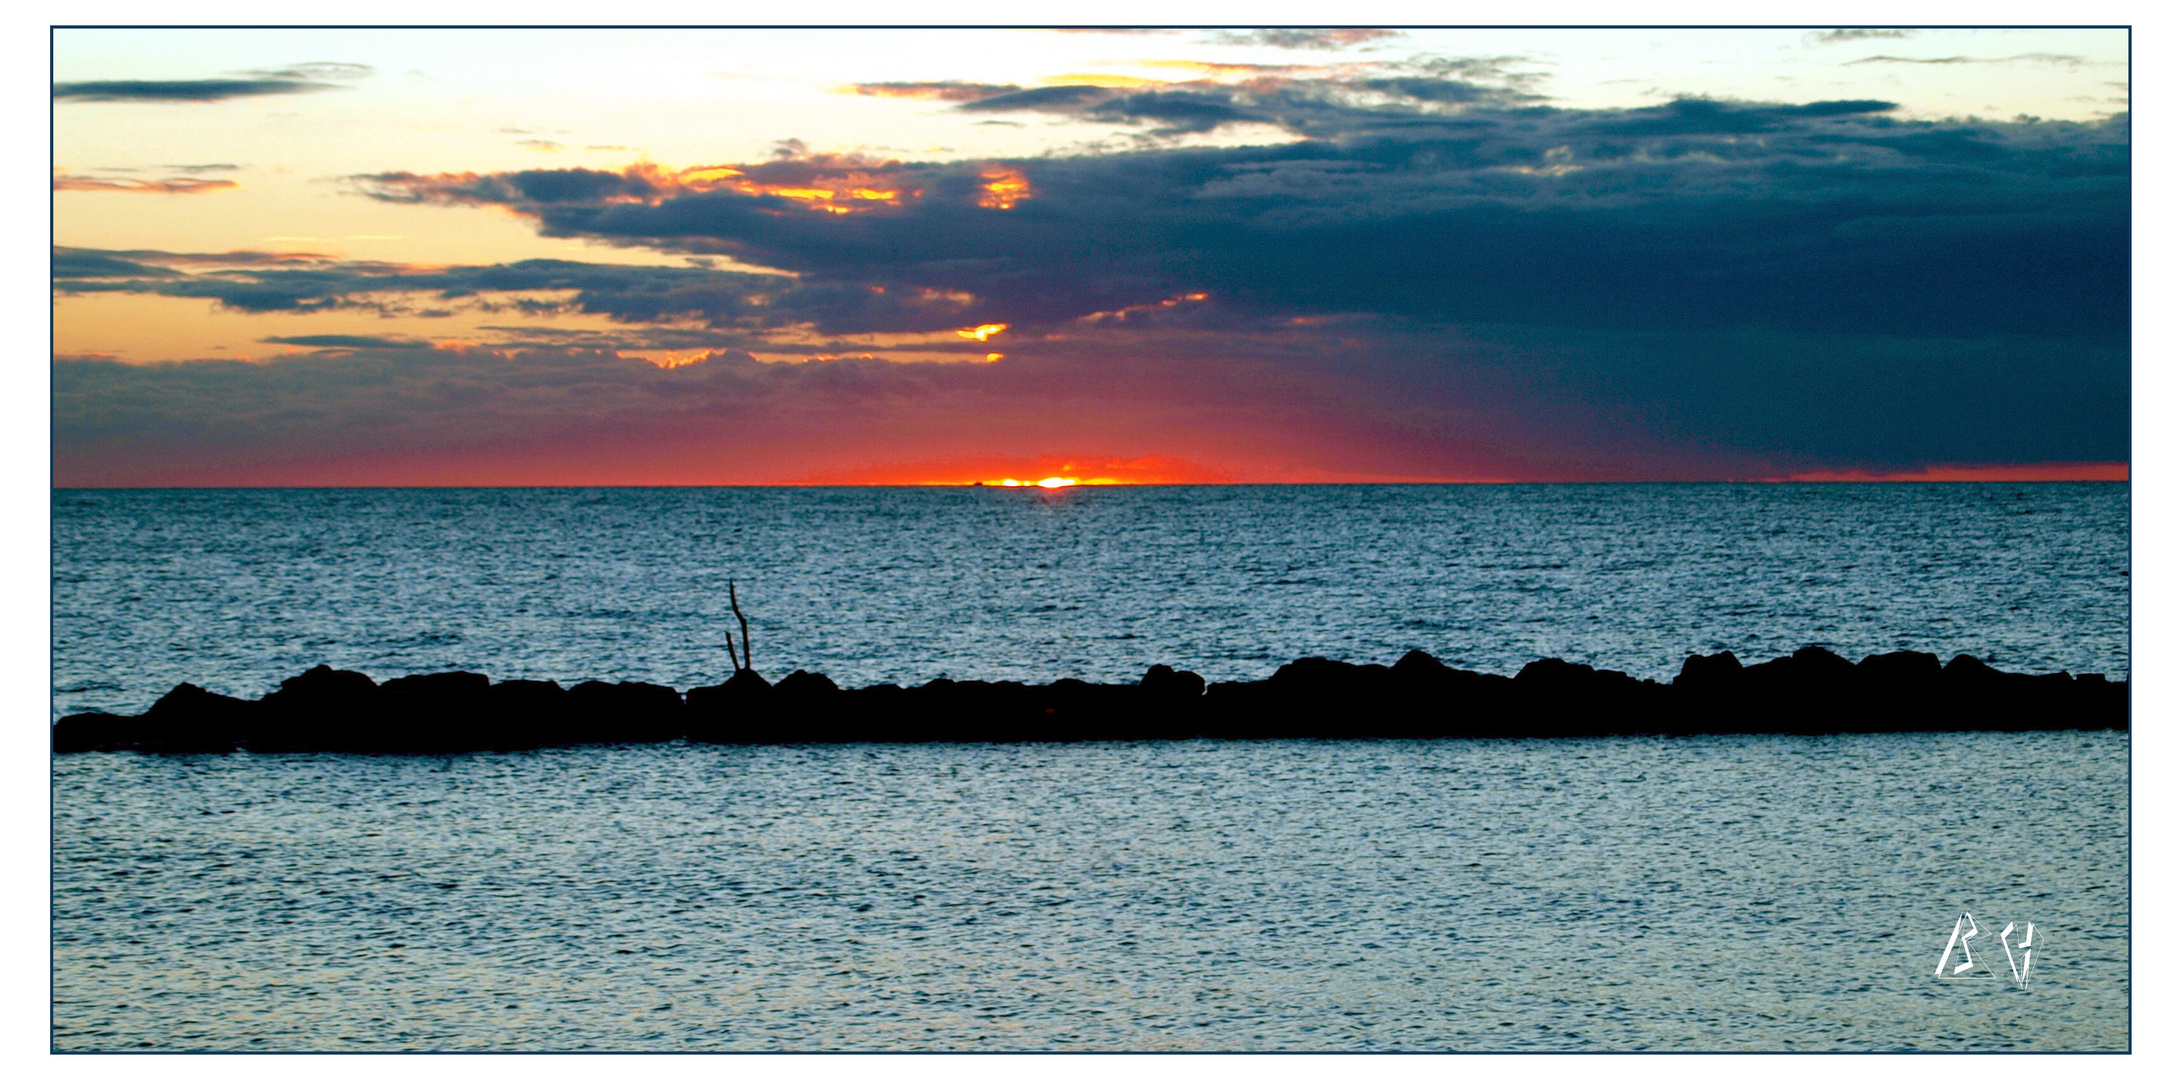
left=1203, top=657, right=1397, bottom=739
left=1852, top=651, right=1946, bottom=731
left=1737, top=647, right=1858, bottom=733
left=250, top=665, right=381, bottom=752
left=1512, top=658, right=1664, bottom=736
left=1140, top=664, right=1205, bottom=701
left=58, top=645, right=2128, bottom=754
left=379, top=671, right=492, bottom=752
left=775, top=670, right=841, bottom=698
left=1385, top=650, right=1516, bottom=737
left=1674, top=651, right=1743, bottom=689
left=481, top=678, right=569, bottom=749
left=133, top=683, right=254, bottom=753
left=686, top=668, right=773, bottom=742
left=567, top=680, right=685, bottom=744
left=52, top=711, right=140, bottom=753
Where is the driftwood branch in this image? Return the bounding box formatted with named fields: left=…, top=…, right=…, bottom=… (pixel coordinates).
left=729, top=579, right=754, bottom=673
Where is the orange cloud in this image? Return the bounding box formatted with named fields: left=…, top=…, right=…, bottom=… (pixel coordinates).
left=847, top=81, right=1019, bottom=102
left=1778, top=463, right=2128, bottom=482
left=616, top=348, right=722, bottom=369
left=1040, top=73, right=1168, bottom=89
left=367, top=155, right=920, bottom=218
left=977, top=166, right=1030, bottom=210
left=1076, top=291, right=1210, bottom=323
left=639, top=159, right=910, bottom=212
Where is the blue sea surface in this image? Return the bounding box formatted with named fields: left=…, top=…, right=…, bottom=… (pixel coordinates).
left=54, top=733, right=2127, bottom=1051
left=49, top=484, right=2130, bottom=1051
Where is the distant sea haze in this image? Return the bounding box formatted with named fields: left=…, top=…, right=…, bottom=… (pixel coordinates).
left=52, top=483, right=2127, bottom=719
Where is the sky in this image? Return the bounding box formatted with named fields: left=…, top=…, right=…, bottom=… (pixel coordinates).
left=49, top=25, right=2131, bottom=486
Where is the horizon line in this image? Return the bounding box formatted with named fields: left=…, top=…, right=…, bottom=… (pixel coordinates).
left=51, top=477, right=2131, bottom=492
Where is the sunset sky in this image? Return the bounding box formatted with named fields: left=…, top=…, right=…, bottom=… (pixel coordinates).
left=50, top=25, right=2130, bottom=485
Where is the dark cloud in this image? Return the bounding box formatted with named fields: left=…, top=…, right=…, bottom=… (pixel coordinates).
left=54, top=248, right=792, bottom=323
left=955, top=68, right=1540, bottom=136
left=55, top=247, right=346, bottom=272
left=52, top=249, right=181, bottom=279
left=959, top=84, right=1122, bottom=114
left=351, top=90, right=2126, bottom=348
left=53, top=78, right=340, bottom=103
left=51, top=245, right=1014, bottom=355
left=1093, top=89, right=1264, bottom=134
left=1358, top=77, right=1496, bottom=104
left=259, top=334, right=434, bottom=349
left=1577, top=96, right=1896, bottom=136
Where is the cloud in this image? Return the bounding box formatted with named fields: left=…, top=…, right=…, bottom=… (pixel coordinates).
left=53, top=78, right=340, bottom=103
left=1204, top=29, right=1402, bottom=50
left=56, top=246, right=790, bottom=320
left=946, top=63, right=1543, bottom=136
left=52, top=249, right=183, bottom=278
left=258, top=334, right=435, bottom=349
left=53, top=78, right=2129, bottom=483
left=348, top=90, right=2126, bottom=346
left=852, top=81, right=1021, bottom=103
left=1847, top=53, right=2087, bottom=67
left=958, top=84, right=1125, bottom=114
left=246, top=62, right=372, bottom=81
left=1808, top=29, right=1912, bottom=44
left=51, top=245, right=1032, bottom=361
left=53, top=175, right=239, bottom=194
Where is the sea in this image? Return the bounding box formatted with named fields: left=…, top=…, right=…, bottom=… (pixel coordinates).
left=51, top=483, right=2130, bottom=1051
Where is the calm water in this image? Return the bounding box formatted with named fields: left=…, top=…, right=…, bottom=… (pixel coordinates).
left=50, top=484, right=2130, bottom=1050
left=52, top=484, right=2129, bottom=718
left=54, top=734, right=2127, bottom=1051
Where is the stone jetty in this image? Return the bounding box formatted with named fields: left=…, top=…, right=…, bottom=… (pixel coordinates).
left=51, top=647, right=2127, bottom=754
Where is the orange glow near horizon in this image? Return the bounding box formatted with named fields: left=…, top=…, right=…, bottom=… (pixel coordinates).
left=977, top=166, right=1031, bottom=210
left=986, top=475, right=1101, bottom=488
left=615, top=348, right=720, bottom=369
left=955, top=322, right=1008, bottom=342
left=779, top=454, right=1239, bottom=488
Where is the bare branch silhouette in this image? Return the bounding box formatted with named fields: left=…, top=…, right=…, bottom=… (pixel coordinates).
left=729, top=579, right=754, bottom=673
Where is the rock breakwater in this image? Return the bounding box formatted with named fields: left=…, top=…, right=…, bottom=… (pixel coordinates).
left=52, top=647, right=2126, bottom=754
